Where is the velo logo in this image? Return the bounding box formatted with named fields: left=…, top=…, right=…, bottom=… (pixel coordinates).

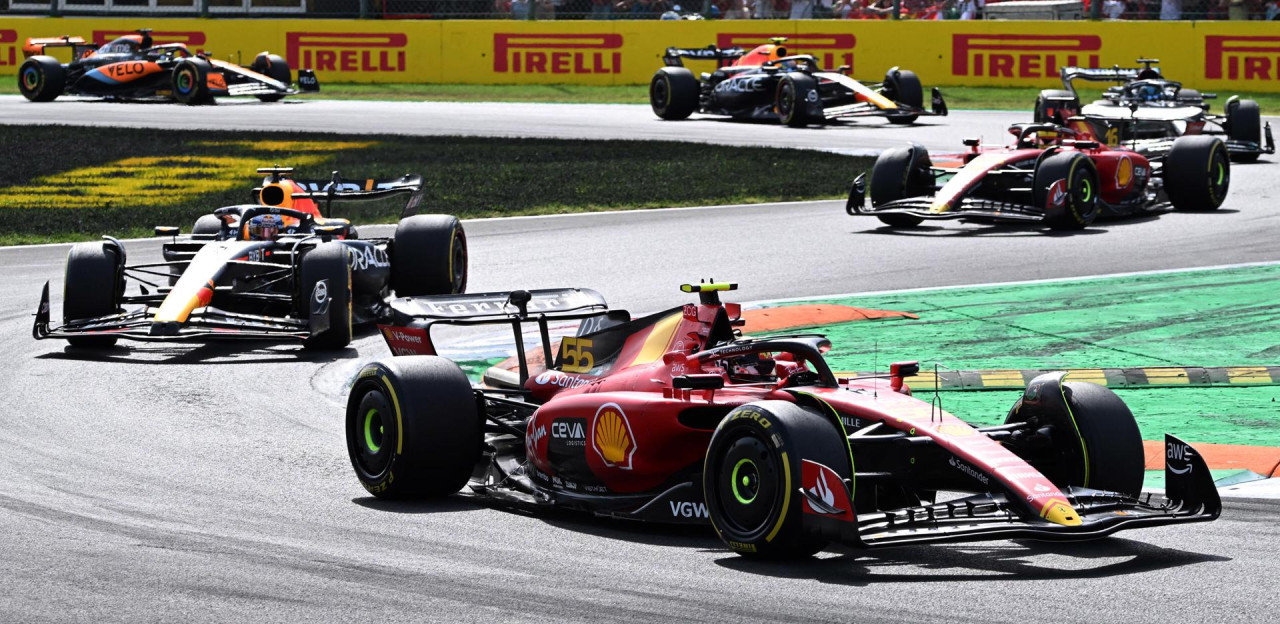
left=952, top=34, right=1101, bottom=79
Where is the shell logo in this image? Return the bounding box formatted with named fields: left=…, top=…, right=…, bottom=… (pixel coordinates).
left=1115, top=155, right=1134, bottom=188
left=592, top=402, right=636, bottom=470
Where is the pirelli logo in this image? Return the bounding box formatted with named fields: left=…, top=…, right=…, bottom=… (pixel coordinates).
left=92, top=30, right=207, bottom=50
left=952, top=34, right=1101, bottom=78
left=493, top=33, right=622, bottom=74
left=286, top=32, right=407, bottom=72
left=1205, top=35, right=1280, bottom=81
left=0, top=30, right=17, bottom=67
left=715, top=33, right=856, bottom=73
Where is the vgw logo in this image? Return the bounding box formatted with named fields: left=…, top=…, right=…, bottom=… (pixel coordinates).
left=716, top=34, right=856, bottom=74
left=493, top=33, right=623, bottom=75
left=670, top=501, right=708, bottom=519
left=92, top=30, right=207, bottom=53
left=952, top=34, right=1101, bottom=78
left=1205, top=36, right=1280, bottom=82
left=1, top=30, right=19, bottom=67
left=287, top=32, right=407, bottom=73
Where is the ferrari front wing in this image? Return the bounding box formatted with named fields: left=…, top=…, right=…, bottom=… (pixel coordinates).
left=845, top=173, right=1046, bottom=224
left=803, top=435, right=1221, bottom=549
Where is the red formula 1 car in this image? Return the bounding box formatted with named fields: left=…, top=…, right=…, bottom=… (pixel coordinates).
left=846, top=118, right=1230, bottom=230
left=345, top=283, right=1218, bottom=558
left=18, top=28, right=318, bottom=104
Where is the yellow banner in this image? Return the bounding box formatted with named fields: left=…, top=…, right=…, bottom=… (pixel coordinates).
left=2, top=17, right=1279, bottom=92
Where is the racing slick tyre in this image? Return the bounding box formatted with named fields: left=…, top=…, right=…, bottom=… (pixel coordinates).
left=192, top=214, right=222, bottom=236
left=1033, top=151, right=1099, bottom=230
left=346, top=356, right=482, bottom=498
left=1033, top=89, right=1078, bottom=125
left=868, top=143, right=932, bottom=227
left=171, top=58, right=213, bottom=105
left=883, top=69, right=922, bottom=125
left=299, top=242, right=352, bottom=350
left=776, top=73, right=819, bottom=128
left=250, top=53, right=292, bottom=103
left=650, top=67, right=699, bottom=121
left=704, top=401, right=853, bottom=559
left=1164, top=135, right=1230, bottom=211
left=1003, top=374, right=1144, bottom=497
left=390, top=215, right=467, bottom=297
left=63, top=242, right=123, bottom=348
left=1176, top=88, right=1203, bottom=104
left=18, top=56, right=65, bottom=103
left=1225, top=99, right=1261, bottom=163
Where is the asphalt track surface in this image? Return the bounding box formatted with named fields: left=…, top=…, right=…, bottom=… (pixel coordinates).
left=2, top=98, right=1279, bottom=622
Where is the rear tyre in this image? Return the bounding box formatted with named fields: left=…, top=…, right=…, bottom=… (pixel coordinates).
left=390, top=215, right=467, bottom=297
left=1033, top=89, right=1078, bottom=125
left=868, top=143, right=932, bottom=227
left=18, top=56, right=65, bottom=103
left=1176, top=88, right=1202, bottom=105
left=1004, top=374, right=1144, bottom=496
left=1033, top=151, right=1099, bottom=230
left=299, top=243, right=352, bottom=350
left=1164, top=135, right=1229, bottom=211
left=251, top=53, right=292, bottom=103
left=192, top=214, right=222, bottom=236
left=704, top=401, right=852, bottom=559
left=171, top=58, right=212, bottom=105
left=883, top=69, right=922, bottom=125
left=346, top=356, right=482, bottom=498
left=1225, top=99, right=1261, bottom=163
left=650, top=67, right=699, bottom=121
left=776, top=73, right=819, bottom=128
left=63, top=242, right=123, bottom=348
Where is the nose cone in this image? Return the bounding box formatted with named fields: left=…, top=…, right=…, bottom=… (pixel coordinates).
left=1042, top=501, right=1082, bottom=527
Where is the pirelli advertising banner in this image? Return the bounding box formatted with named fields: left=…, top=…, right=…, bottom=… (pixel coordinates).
left=2, top=17, right=1279, bottom=92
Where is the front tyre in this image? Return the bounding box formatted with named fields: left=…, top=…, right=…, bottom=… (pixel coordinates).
left=299, top=242, right=352, bottom=350
left=1164, top=135, right=1229, bottom=211
left=390, top=215, right=467, bottom=297
left=250, top=53, right=292, bottom=103
left=18, top=56, right=65, bottom=102
left=1004, top=374, right=1144, bottom=496
left=171, top=58, right=213, bottom=105
left=650, top=66, right=699, bottom=121
left=1225, top=99, right=1261, bottom=164
left=776, top=73, right=819, bottom=128
left=868, top=143, right=932, bottom=227
left=704, top=401, right=852, bottom=559
left=346, top=356, right=482, bottom=498
left=1034, top=151, right=1099, bottom=230
left=883, top=69, right=923, bottom=125
left=63, top=241, right=123, bottom=348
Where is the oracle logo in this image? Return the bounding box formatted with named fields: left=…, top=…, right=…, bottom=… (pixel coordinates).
left=493, top=33, right=622, bottom=74
left=952, top=34, right=1101, bottom=78
left=1, top=29, right=17, bottom=67
left=1205, top=36, right=1280, bottom=81
left=286, top=32, right=408, bottom=72
left=716, top=33, right=856, bottom=73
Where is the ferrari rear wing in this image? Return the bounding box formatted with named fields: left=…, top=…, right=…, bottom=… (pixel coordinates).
left=663, top=45, right=746, bottom=68
left=378, top=288, right=611, bottom=386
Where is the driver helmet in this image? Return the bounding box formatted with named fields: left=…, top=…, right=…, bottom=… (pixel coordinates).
left=1140, top=83, right=1161, bottom=101
left=246, top=214, right=282, bottom=241
left=726, top=352, right=777, bottom=382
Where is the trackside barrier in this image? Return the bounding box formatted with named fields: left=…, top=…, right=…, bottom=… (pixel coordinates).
left=2, top=18, right=1279, bottom=93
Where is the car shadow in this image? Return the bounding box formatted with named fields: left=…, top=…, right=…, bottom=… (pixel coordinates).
left=352, top=496, right=487, bottom=515
left=854, top=223, right=1110, bottom=238
left=35, top=340, right=358, bottom=365
left=714, top=537, right=1230, bottom=585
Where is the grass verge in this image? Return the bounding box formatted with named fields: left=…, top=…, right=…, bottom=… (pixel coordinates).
left=0, top=125, right=868, bottom=245
left=3, top=76, right=1278, bottom=113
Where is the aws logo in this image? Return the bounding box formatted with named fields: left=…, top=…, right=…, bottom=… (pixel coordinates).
left=591, top=403, right=636, bottom=470
left=0, top=30, right=16, bottom=67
